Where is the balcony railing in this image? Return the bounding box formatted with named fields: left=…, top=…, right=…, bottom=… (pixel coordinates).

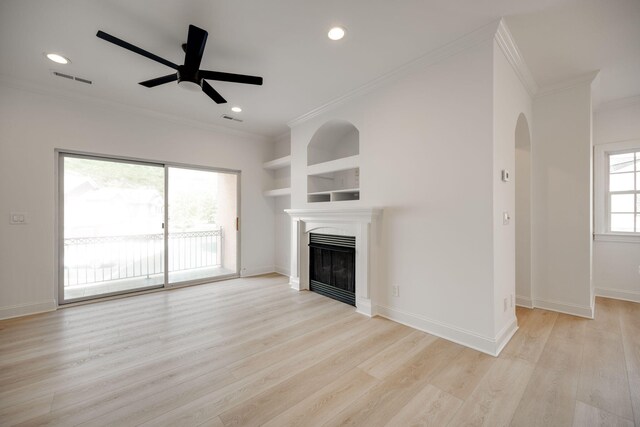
left=63, top=228, right=223, bottom=287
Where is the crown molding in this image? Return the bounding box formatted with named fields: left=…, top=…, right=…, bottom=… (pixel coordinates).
left=287, top=19, right=501, bottom=129
left=494, top=19, right=539, bottom=97
left=0, top=74, right=271, bottom=142
left=595, top=94, right=640, bottom=113
left=535, top=70, right=600, bottom=98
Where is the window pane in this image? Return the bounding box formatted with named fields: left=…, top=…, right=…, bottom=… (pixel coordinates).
left=610, top=152, right=635, bottom=173
left=611, top=214, right=634, bottom=232
left=611, top=194, right=635, bottom=212
left=636, top=172, right=640, bottom=190
left=610, top=173, right=634, bottom=191
left=637, top=215, right=640, bottom=233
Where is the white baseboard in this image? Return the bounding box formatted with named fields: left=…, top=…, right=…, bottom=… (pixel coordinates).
left=515, top=296, right=533, bottom=308
left=355, top=298, right=374, bottom=317
left=289, top=276, right=301, bottom=290
left=240, top=266, right=276, bottom=277
left=274, top=265, right=290, bottom=277
left=532, top=297, right=594, bottom=319
left=0, top=299, right=57, bottom=320
left=375, top=304, right=515, bottom=357
left=595, top=287, right=640, bottom=303
left=494, top=318, right=519, bottom=355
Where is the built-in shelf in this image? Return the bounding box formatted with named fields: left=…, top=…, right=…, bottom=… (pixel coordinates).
left=264, top=187, right=291, bottom=197
left=307, top=188, right=359, bottom=203
left=263, top=155, right=291, bottom=170
left=263, top=153, right=291, bottom=198
left=307, top=155, right=359, bottom=176
left=306, top=120, right=360, bottom=205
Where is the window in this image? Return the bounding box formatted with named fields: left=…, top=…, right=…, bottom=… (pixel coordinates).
left=595, top=140, right=640, bottom=240
left=607, top=150, right=639, bottom=232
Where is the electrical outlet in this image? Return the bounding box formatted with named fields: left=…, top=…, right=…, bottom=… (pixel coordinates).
left=10, top=212, right=27, bottom=225
left=392, top=285, right=399, bottom=297
left=503, top=298, right=508, bottom=312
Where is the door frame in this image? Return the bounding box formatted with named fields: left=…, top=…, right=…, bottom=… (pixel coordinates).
left=55, top=149, right=241, bottom=305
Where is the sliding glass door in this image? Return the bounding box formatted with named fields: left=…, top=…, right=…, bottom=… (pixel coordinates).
left=59, top=153, right=239, bottom=304
left=167, top=166, right=238, bottom=286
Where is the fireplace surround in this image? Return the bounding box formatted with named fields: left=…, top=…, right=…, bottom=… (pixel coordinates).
left=285, top=208, right=382, bottom=316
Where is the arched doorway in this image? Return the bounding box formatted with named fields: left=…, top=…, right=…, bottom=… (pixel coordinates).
left=515, top=113, right=532, bottom=306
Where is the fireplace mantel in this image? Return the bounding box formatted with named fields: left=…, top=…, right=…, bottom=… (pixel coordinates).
left=285, top=208, right=382, bottom=316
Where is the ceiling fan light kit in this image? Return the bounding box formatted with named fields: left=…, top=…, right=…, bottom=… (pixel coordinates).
left=96, top=24, right=263, bottom=105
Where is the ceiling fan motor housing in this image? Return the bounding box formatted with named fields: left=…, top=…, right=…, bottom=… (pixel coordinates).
left=177, top=65, right=202, bottom=87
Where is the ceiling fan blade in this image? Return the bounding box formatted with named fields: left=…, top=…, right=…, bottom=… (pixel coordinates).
left=184, top=25, right=208, bottom=71
left=199, top=70, right=263, bottom=86
left=202, top=81, right=227, bottom=104
left=96, top=30, right=178, bottom=70
left=139, top=73, right=178, bottom=88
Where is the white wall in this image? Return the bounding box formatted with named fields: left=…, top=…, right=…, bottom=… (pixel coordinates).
left=274, top=195, right=291, bottom=276
left=593, top=100, right=640, bottom=302
left=290, top=38, right=501, bottom=353
left=492, top=40, right=533, bottom=336
left=531, top=81, right=594, bottom=317
left=0, top=83, right=275, bottom=319
left=271, top=133, right=291, bottom=276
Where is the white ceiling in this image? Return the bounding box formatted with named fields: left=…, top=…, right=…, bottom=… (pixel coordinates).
left=1, top=0, right=638, bottom=138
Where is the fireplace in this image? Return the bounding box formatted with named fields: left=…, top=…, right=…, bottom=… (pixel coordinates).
left=309, top=233, right=356, bottom=306
left=286, top=208, right=382, bottom=317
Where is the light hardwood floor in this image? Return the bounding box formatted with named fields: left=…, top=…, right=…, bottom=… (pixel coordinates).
left=0, top=274, right=638, bottom=426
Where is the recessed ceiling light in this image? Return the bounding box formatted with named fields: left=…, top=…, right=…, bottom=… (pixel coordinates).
left=46, top=53, right=70, bottom=64
left=328, top=27, right=346, bottom=41
left=231, top=106, right=242, bottom=113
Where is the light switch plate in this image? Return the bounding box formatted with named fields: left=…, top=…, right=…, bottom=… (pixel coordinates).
left=502, top=211, right=510, bottom=225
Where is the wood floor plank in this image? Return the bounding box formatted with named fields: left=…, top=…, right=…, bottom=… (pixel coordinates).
left=357, top=329, right=437, bottom=379
left=576, top=327, right=634, bottom=420
left=218, top=321, right=412, bottom=427
left=14, top=366, right=235, bottom=427
left=198, top=416, right=224, bottom=427
left=261, top=368, right=379, bottom=427
left=383, top=384, right=462, bottom=427
left=618, top=299, right=640, bottom=423
left=588, top=297, right=623, bottom=335
left=321, top=338, right=464, bottom=427
left=510, top=314, right=587, bottom=427
left=572, top=400, right=634, bottom=427
left=229, top=313, right=368, bottom=379
left=430, top=347, right=495, bottom=401
left=446, top=357, right=534, bottom=426
left=0, top=294, right=342, bottom=409
left=499, top=308, right=557, bottom=364
left=1, top=275, right=638, bottom=427
left=138, top=317, right=399, bottom=427
left=0, top=394, right=53, bottom=426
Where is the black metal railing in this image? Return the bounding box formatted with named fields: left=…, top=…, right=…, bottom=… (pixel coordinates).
left=63, top=228, right=223, bottom=287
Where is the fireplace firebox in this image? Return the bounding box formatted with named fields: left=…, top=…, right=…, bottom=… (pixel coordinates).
left=308, top=233, right=356, bottom=306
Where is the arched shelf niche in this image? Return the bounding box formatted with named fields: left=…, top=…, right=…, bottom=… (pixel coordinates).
left=306, top=120, right=360, bottom=203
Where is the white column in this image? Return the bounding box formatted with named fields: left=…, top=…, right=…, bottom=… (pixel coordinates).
left=289, top=218, right=301, bottom=290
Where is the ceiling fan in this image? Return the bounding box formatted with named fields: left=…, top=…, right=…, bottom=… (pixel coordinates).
left=96, top=25, right=263, bottom=104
